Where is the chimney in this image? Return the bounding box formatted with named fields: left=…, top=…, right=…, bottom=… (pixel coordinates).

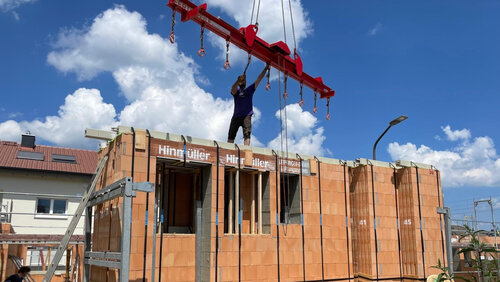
left=21, top=134, right=35, bottom=148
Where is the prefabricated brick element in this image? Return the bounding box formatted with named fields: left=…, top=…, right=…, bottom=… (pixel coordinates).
left=88, top=128, right=446, bottom=281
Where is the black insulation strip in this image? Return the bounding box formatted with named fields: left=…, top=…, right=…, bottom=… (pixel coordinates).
left=273, top=151, right=281, bottom=282
left=215, top=141, right=220, bottom=282
left=369, top=164, right=380, bottom=281
left=298, top=156, right=306, bottom=281
left=414, top=167, right=426, bottom=278
left=142, top=130, right=151, bottom=282
left=158, top=166, right=168, bottom=282
left=236, top=145, right=241, bottom=282
left=316, top=158, right=325, bottom=281
left=435, top=170, right=446, bottom=267
left=342, top=163, right=352, bottom=282
left=392, top=167, right=403, bottom=282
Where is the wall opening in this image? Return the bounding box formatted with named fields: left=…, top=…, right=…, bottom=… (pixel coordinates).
left=156, top=160, right=211, bottom=234
left=224, top=168, right=270, bottom=234
left=280, top=173, right=301, bottom=224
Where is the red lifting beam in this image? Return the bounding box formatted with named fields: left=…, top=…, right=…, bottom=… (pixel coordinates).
left=167, top=0, right=335, bottom=99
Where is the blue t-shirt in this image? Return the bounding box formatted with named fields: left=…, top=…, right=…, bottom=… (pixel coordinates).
left=232, top=83, right=256, bottom=118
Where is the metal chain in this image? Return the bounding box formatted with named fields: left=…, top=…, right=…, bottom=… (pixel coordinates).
left=243, top=54, right=252, bottom=75
left=283, top=76, right=288, bottom=99
left=299, top=83, right=304, bottom=107
left=313, top=92, right=318, bottom=113
left=326, top=97, right=330, bottom=120
left=198, top=26, right=206, bottom=57
left=224, top=40, right=231, bottom=69
left=169, top=8, right=176, bottom=44
left=265, top=68, right=271, bottom=91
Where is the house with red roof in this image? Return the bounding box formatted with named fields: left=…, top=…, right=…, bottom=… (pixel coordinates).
left=0, top=134, right=97, bottom=280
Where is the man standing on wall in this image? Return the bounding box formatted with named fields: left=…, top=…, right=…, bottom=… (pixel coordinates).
left=227, top=63, right=269, bottom=145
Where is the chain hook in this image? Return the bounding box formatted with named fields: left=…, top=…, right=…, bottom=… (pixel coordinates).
left=198, top=25, right=206, bottom=57
left=169, top=8, right=176, bottom=44
left=326, top=97, right=330, bottom=120
left=313, top=91, right=318, bottom=114
left=265, top=67, right=271, bottom=91
left=298, top=83, right=304, bottom=107
left=224, top=40, right=231, bottom=70
left=283, top=75, right=288, bottom=99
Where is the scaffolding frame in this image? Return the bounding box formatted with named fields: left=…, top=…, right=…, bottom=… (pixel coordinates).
left=83, top=177, right=153, bottom=282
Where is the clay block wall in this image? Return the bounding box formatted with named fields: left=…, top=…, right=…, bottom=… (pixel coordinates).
left=88, top=130, right=446, bottom=282
left=398, top=167, right=446, bottom=280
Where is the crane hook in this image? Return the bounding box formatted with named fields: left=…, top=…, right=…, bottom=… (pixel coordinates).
left=169, top=8, right=176, bottom=44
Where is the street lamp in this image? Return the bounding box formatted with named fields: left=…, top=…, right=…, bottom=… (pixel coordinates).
left=372, top=115, right=408, bottom=160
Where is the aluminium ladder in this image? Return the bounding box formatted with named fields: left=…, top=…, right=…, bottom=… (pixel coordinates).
left=43, top=155, right=109, bottom=282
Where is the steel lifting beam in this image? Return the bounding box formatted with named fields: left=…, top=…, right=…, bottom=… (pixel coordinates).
left=167, top=0, right=335, bottom=99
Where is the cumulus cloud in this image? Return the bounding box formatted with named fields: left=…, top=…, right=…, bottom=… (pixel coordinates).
left=205, top=0, right=312, bottom=64
left=0, top=88, right=117, bottom=147
left=442, top=125, right=471, bottom=141
left=0, top=0, right=35, bottom=12
left=388, top=126, right=500, bottom=188
left=1, top=5, right=325, bottom=152
left=268, top=104, right=325, bottom=156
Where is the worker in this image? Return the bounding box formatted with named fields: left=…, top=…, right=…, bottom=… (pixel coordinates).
left=4, top=266, right=30, bottom=282
left=227, top=63, right=270, bottom=145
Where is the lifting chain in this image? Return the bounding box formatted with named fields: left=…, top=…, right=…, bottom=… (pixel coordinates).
left=298, top=83, right=304, bottom=107
left=169, top=8, right=176, bottom=44
left=326, top=97, right=330, bottom=120
left=224, top=40, right=231, bottom=70
left=265, top=68, right=271, bottom=91
left=313, top=91, right=318, bottom=114
left=243, top=54, right=252, bottom=75
left=198, top=25, right=206, bottom=57
left=283, top=75, right=288, bottom=99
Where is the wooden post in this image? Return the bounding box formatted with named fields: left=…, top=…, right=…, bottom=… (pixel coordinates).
left=228, top=171, right=233, bottom=234
left=251, top=173, right=256, bottom=234
left=258, top=172, right=263, bottom=234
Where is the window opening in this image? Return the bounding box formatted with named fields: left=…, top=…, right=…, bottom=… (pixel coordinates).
left=280, top=173, right=300, bottom=224
left=156, top=160, right=210, bottom=234
left=224, top=168, right=270, bottom=234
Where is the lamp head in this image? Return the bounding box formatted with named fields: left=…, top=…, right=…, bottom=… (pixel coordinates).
left=389, top=115, right=408, bottom=126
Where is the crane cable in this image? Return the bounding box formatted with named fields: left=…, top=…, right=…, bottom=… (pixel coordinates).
left=288, top=0, right=298, bottom=54
left=250, top=0, right=262, bottom=26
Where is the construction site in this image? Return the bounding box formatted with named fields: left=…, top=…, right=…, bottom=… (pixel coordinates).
left=1, top=0, right=499, bottom=282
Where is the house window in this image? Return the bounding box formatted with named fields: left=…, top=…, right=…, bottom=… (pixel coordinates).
left=36, top=198, right=67, bottom=215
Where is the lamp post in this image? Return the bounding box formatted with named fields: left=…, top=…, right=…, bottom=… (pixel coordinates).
left=372, top=115, right=408, bottom=160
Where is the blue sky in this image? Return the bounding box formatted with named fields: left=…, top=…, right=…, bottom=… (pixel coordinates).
left=0, top=0, right=499, bottom=226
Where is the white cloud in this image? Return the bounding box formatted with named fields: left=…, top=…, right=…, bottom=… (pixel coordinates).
left=268, top=103, right=326, bottom=156
left=12, top=10, right=19, bottom=20
left=0, top=0, right=35, bottom=12
left=205, top=0, right=312, bottom=65
left=0, top=88, right=117, bottom=147
left=369, top=22, right=382, bottom=36
left=388, top=126, right=500, bottom=188
left=2, top=5, right=325, bottom=153
left=442, top=125, right=471, bottom=141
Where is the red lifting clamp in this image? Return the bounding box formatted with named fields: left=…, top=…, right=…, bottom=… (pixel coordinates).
left=167, top=0, right=336, bottom=100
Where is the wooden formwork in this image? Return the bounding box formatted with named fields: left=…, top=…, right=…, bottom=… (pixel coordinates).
left=88, top=127, right=445, bottom=282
